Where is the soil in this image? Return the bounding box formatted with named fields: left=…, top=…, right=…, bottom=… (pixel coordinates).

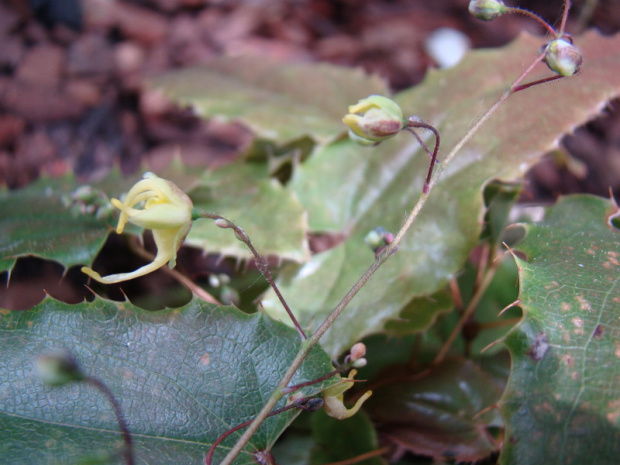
left=1, top=0, right=619, bottom=308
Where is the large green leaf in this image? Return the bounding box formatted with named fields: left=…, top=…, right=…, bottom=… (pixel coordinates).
left=149, top=55, right=390, bottom=145
left=0, top=160, right=308, bottom=275
left=0, top=176, right=117, bottom=273
left=311, top=410, right=384, bottom=465
left=187, top=162, right=309, bottom=262
left=262, top=31, right=620, bottom=356
left=364, top=358, right=501, bottom=462
left=499, top=195, right=620, bottom=465
left=0, top=297, right=335, bottom=464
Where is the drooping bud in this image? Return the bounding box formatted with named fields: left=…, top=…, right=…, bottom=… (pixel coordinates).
left=468, top=0, right=507, bottom=21
left=36, top=349, right=85, bottom=386
left=543, top=38, right=583, bottom=77
left=343, top=95, right=405, bottom=145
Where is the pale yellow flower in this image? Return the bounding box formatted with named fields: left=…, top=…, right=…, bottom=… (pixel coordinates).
left=342, top=95, right=404, bottom=145
left=322, top=370, right=372, bottom=420
left=81, top=172, right=193, bottom=284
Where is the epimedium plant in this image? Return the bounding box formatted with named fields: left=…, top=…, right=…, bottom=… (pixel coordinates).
left=1, top=1, right=619, bottom=464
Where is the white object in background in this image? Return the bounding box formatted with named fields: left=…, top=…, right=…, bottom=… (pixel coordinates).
left=425, top=27, right=471, bottom=68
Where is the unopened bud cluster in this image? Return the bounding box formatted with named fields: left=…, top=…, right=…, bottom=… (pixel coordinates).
left=468, top=1, right=583, bottom=78
left=344, top=342, right=367, bottom=368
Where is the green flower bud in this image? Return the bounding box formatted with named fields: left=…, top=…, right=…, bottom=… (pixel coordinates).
left=468, top=0, right=507, bottom=21
left=36, top=349, right=85, bottom=386
left=343, top=95, right=404, bottom=145
left=543, top=38, right=583, bottom=77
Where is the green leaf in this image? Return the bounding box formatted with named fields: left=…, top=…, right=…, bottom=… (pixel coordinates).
left=149, top=55, right=390, bottom=144
left=0, top=297, right=335, bottom=464
left=0, top=176, right=117, bottom=273
left=262, top=31, right=620, bottom=356
left=311, top=410, right=384, bottom=465
left=499, top=195, right=620, bottom=465
left=364, top=358, right=501, bottom=462
left=187, top=162, right=309, bottom=262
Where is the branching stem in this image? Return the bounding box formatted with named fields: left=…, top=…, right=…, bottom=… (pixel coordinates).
left=205, top=397, right=319, bottom=465
left=219, top=48, right=556, bottom=465
left=193, top=211, right=307, bottom=340
left=433, top=251, right=505, bottom=365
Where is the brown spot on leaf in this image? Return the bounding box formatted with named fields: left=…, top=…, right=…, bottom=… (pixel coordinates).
left=561, top=302, right=572, bottom=312
left=563, top=355, right=573, bottom=366
left=571, top=317, right=584, bottom=335
left=606, top=400, right=620, bottom=426
left=571, top=371, right=580, bottom=381
left=593, top=325, right=604, bottom=339
left=528, top=333, right=549, bottom=361
left=201, top=353, right=210, bottom=366
left=575, top=295, right=592, bottom=312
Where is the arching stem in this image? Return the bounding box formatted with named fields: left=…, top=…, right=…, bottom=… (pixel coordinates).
left=406, top=120, right=441, bottom=194
left=193, top=211, right=307, bottom=340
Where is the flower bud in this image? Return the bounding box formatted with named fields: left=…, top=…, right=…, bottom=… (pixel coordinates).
left=468, top=0, right=507, bottom=21
left=36, top=349, right=85, bottom=386
left=343, top=95, right=404, bottom=145
left=349, top=342, right=367, bottom=361
left=543, top=38, right=583, bottom=77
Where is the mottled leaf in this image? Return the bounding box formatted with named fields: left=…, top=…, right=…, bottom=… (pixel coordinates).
left=499, top=195, right=620, bottom=465
left=0, top=297, right=335, bottom=465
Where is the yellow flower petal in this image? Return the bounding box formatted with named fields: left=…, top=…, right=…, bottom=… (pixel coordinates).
left=82, top=172, right=193, bottom=284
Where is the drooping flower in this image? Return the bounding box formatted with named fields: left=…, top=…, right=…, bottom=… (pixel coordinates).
left=322, top=370, right=372, bottom=420
left=343, top=95, right=405, bottom=145
left=81, top=172, right=193, bottom=284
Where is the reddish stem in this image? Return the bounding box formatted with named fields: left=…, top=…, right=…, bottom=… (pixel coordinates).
left=196, top=211, right=307, bottom=340
left=87, top=377, right=134, bottom=465
left=505, top=7, right=557, bottom=36
left=512, top=74, right=564, bottom=93
left=205, top=398, right=319, bottom=465
left=406, top=120, right=441, bottom=194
